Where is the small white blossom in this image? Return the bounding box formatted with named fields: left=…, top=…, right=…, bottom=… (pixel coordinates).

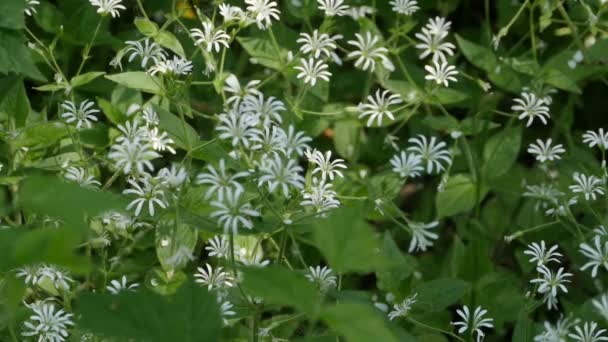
left=390, top=0, right=419, bottom=15
left=407, top=135, right=452, bottom=174
left=424, top=59, right=458, bottom=87
left=61, top=100, right=99, bottom=130
left=512, top=92, right=550, bottom=127
left=25, top=0, right=40, bottom=16
left=452, top=305, right=494, bottom=342
left=569, top=322, right=608, bottom=342
left=524, top=241, right=562, bottom=266
left=38, top=265, right=74, bottom=291
left=593, top=294, right=608, bottom=322
left=125, top=39, right=167, bottom=68
left=276, top=125, right=312, bottom=157
left=191, top=22, right=231, bottom=53
left=219, top=4, right=246, bottom=22
left=223, top=75, right=262, bottom=107
left=305, top=149, right=347, bottom=181
left=580, top=235, right=608, bottom=278
left=388, top=293, right=418, bottom=320
left=123, top=177, right=167, bottom=216
left=22, top=303, right=74, bottom=342
left=535, top=316, right=579, bottom=342
left=300, top=178, right=341, bottom=215
left=64, top=166, right=101, bottom=189
left=527, top=139, right=566, bottom=162
left=215, top=109, right=258, bottom=148
left=358, top=89, right=403, bottom=127
left=408, top=221, right=439, bottom=253
left=530, top=265, right=572, bottom=299
left=149, top=56, right=193, bottom=76
left=108, top=141, right=160, bottom=175
left=295, top=58, right=332, bottom=86
left=297, top=31, right=340, bottom=59
left=196, top=159, right=249, bottom=201
left=305, top=265, right=337, bottom=291
left=569, top=173, right=605, bottom=201
left=241, top=93, right=285, bottom=125
left=206, top=236, right=229, bottom=259
left=211, top=188, right=261, bottom=235
left=583, top=129, right=608, bottom=150
left=194, top=264, right=234, bottom=290
left=89, top=0, right=125, bottom=18
left=245, top=0, right=280, bottom=30
left=106, top=275, right=139, bottom=294
left=347, top=32, right=393, bottom=72
left=257, top=154, right=305, bottom=197
left=317, top=0, right=349, bottom=16
left=390, top=151, right=423, bottom=178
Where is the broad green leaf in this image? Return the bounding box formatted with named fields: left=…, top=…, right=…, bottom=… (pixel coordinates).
left=375, top=232, right=417, bottom=292
left=322, top=302, right=399, bottom=342
left=333, top=119, right=361, bottom=161
left=12, top=122, right=67, bottom=148
left=413, top=278, right=470, bottom=312
left=0, top=78, right=29, bottom=127
left=156, top=223, right=197, bottom=271
left=97, top=97, right=126, bottom=125
left=312, top=204, right=388, bottom=273
left=482, top=126, right=521, bottom=180
left=237, top=36, right=287, bottom=70
left=241, top=266, right=320, bottom=314
left=511, top=310, right=534, bottom=342
left=32, top=1, right=64, bottom=33
left=134, top=17, right=158, bottom=36
left=541, top=68, right=581, bottom=94
left=33, top=83, right=67, bottom=92
left=0, top=29, right=45, bottom=81
left=455, top=35, right=497, bottom=72
left=19, top=174, right=125, bottom=224
left=70, top=71, right=105, bottom=88
left=0, top=0, right=25, bottom=30
left=436, top=174, right=478, bottom=218
left=433, top=88, right=469, bottom=104
left=155, top=105, right=199, bottom=151
left=105, top=72, right=163, bottom=94
left=77, top=281, right=222, bottom=342
left=155, top=31, right=186, bottom=58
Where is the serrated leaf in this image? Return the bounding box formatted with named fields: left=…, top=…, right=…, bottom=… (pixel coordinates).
left=105, top=72, right=163, bottom=94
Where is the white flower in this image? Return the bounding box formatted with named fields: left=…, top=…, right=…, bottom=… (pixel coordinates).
left=300, top=178, right=341, bottom=214
left=297, top=31, right=340, bottom=59
left=305, top=149, right=347, bottom=181
left=407, top=135, right=452, bottom=174
left=528, top=139, right=565, bottom=162
left=191, top=22, right=230, bottom=53
left=305, top=265, right=337, bottom=291
left=16, top=265, right=41, bottom=286
left=570, top=173, right=605, bottom=201
left=109, top=141, right=160, bottom=175
left=593, top=294, right=608, bottom=322
left=116, top=119, right=148, bottom=145
left=388, top=293, right=418, bottom=321
left=146, top=127, right=176, bottom=154
left=64, top=166, right=101, bottom=189
left=61, top=100, right=99, bottom=130
left=535, top=316, right=579, bottom=342
left=425, top=59, right=458, bottom=87
left=317, top=0, right=349, bottom=16
left=390, top=151, right=423, bottom=178
left=125, top=39, right=167, bottom=68
left=22, top=303, right=74, bottom=342
left=569, top=322, right=608, bottom=342
left=106, top=275, right=139, bottom=294
left=123, top=177, right=167, bottom=216
left=245, top=0, right=280, bottom=30
left=149, top=56, right=193, bottom=76
left=250, top=125, right=284, bottom=156
left=530, top=265, right=572, bottom=299
left=158, top=164, right=188, bottom=189
left=241, top=93, right=285, bottom=125
left=89, top=0, right=125, bottom=18
left=196, top=159, right=249, bottom=201
left=425, top=16, right=452, bottom=35
left=580, top=235, right=608, bottom=278
left=389, top=0, right=419, bottom=15
left=583, top=129, right=608, bottom=150
left=211, top=188, right=261, bottom=235
left=276, top=125, right=312, bottom=157
left=194, top=264, right=234, bottom=290
left=295, top=58, right=332, bottom=86
left=345, top=6, right=374, bottom=20
left=38, top=265, right=73, bottom=291
left=512, top=92, right=550, bottom=127
left=219, top=4, right=246, bottom=22
left=224, top=75, right=262, bottom=107
left=215, top=109, right=258, bottom=148
left=358, top=89, right=403, bottom=127
left=408, top=221, right=439, bottom=253
left=206, top=235, right=229, bottom=259
left=257, top=154, right=305, bottom=197
left=220, top=301, right=236, bottom=323
left=415, top=27, right=455, bottom=62
left=25, top=0, right=40, bottom=16
left=347, top=32, right=393, bottom=72
left=452, top=305, right=494, bottom=342
left=524, top=241, right=562, bottom=266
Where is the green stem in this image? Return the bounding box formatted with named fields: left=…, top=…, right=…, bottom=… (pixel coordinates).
left=407, top=318, right=465, bottom=342
left=76, top=18, right=104, bottom=77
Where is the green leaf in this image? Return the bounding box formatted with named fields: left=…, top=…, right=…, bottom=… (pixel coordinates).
left=155, top=31, right=186, bottom=58
left=105, top=72, right=163, bottom=94
left=241, top=266, right=320, bottom=314
left=155, top=105, right=199, bottom=151
left=0, top=78, right=29, bottom=127
left=77, top=281, right=222, bottom=342
left=413, top=278, right=470, bottom=312
left=70, top=71, right=105, bottom=88
left=455, top=35, right=497, bottom=72
left=237, top=36, right=287, bottom=70
left=433, top=88, right=469, bottom=104
left=511, top=310, right=534, bottom=342
left=333, top=119, right=361, bottom=161
left=540, top=68, right=581, bottom=94
left=322, top=302, right=399, bottom=342
left=0, top=0, right=25, bottom=30
left=436, top=174, right=478, bottom=218
left=0, top=29, right=45, bottom=81
left=134, top=17, right=158, bottom=36
left=482, top=126, right=521, bottom=180
left=312, top=204, right=388, bottom=273
left=19, top=174, right=126, bottom=224
left=156, top=223, right=197, bottom=271
left=12, top=122, right=68, bottom=148
left=375, top=232, right=417, bottom=292
left=97, top=97, right=125, bottom=125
